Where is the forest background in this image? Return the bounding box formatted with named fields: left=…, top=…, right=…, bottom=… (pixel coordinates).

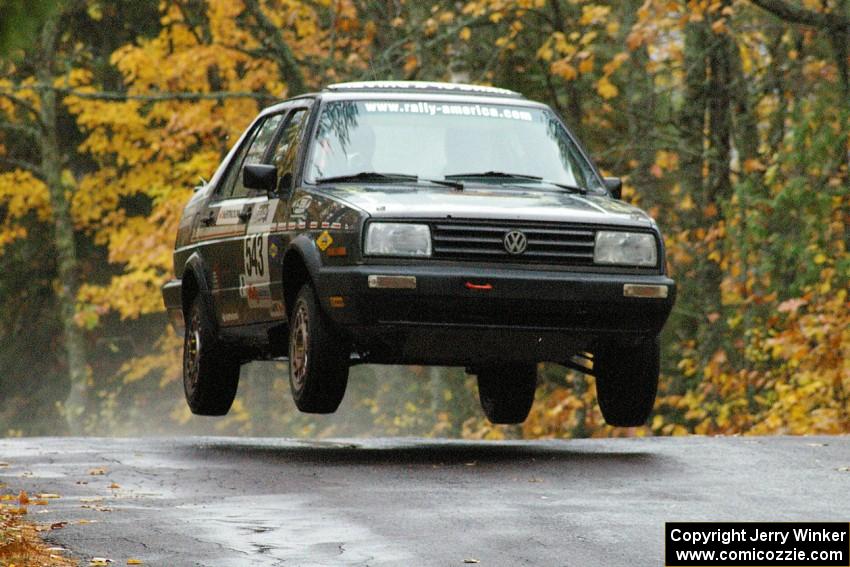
left=0, top=0, right=847, bottom=439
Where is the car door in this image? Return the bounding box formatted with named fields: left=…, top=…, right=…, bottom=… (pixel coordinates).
left=240, top=106, right=311, bottom=325
left=193, top=112, right=285, bottom=327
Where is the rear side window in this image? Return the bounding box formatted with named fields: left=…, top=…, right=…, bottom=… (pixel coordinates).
left=217, top=113, right=284, bottom=200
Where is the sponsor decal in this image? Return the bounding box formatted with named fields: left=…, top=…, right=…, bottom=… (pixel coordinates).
left=250, top=202, right=271, bottom=224
left=316, top=231, right=334, bottom=252
left=216, top=206, right=242, bottom=225
left=291, top=195, right=312, bottom=215
left=270, top=300, right=285, bottom=318
left=309, top=221, right=318, bottom=229
left=246, top=200, right=279, bottom=234
left=362, top=101, right=534, bottom=122
left=221, top=312, right=239, bottom=323
left=269, top=242, right=279, bottom=258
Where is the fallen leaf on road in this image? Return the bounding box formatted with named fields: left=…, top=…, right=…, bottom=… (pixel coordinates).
left=837, top=467, right=850, bottom=472
left=81, top=504, right=113, bottom=512
left=88, top=468, right=108, bottom=476
left=127, top=560, right=143, bottom=565
left=90, top=558, right=112, bottom=566
left=38, top=493, right=62, bottom=499
left=109, top=483, right=121, bottom=489
left=463, top=559, right=480, bottom=564
left=18, top=490, right=29, bottom=505
left=34, top=499, right=50, bottom=505
left=0, top=462, right=9, bottom=467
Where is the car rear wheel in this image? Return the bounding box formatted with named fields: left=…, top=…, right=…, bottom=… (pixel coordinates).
left=476, top=364, right=537, bottom=424
left=183, top=295, right=240, bottom=416
left=288, top=284, right=350, bottom=413
left=593, top=336, right=660, bottom=426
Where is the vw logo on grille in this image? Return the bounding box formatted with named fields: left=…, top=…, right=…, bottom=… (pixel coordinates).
left=503, top=230, right=528, bottom=255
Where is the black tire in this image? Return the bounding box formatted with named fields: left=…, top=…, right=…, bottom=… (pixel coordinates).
left=594, top=336, right=660, bottom=426
left=476, top=364, right=537, bottom=424
left=288, top=284, right=349, bottom=413
left=183, top=295, right=240, bottom=416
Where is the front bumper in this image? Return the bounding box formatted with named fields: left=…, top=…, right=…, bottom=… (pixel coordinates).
left=315, top=263, right=676, bottom=365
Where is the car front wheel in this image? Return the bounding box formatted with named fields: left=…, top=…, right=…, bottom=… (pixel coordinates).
left=593, top=336, right=660, bottom=427
left=288, top=284, right=350, bottom=413
left=183, top=295, right=241, bottom=416
left=476, top=364, right=538, bottom=424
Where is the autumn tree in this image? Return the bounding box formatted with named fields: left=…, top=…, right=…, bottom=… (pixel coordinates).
left=0, top=0, right=846, bottom=438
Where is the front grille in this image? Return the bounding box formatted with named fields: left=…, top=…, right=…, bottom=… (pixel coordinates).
left=431, top=221, right=595, bottom=266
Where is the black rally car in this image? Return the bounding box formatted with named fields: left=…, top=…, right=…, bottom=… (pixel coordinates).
left=162, top=81, right=676, bottom=426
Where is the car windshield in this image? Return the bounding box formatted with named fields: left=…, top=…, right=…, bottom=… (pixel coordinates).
left=304, top=99, right=606, bottom=193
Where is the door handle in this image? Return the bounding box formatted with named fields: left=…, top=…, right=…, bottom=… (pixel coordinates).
left=201, top=211, right=216, bottom=226
left=238, top=209, right=252, bottom=222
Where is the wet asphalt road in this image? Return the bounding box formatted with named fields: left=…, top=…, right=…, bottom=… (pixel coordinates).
left=1, top=436, right=849, bottom=566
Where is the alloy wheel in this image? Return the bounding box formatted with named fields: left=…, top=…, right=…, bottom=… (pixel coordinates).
left=290, top=302, right=310, bottom=390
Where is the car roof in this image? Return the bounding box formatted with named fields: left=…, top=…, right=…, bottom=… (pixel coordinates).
left=323, top=80, right=524, bottom=99
left=257, top=81, right=542, bottom=117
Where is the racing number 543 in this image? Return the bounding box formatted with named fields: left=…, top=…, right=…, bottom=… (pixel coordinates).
left=244, top=234, right=265, bottom=278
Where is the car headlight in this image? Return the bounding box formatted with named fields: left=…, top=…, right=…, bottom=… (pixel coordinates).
left=365, top=223, right=432, bottom=257
left=594, top=231, right=657, bottom=267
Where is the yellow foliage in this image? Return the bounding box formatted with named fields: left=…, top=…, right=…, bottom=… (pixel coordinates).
left=0, top=171, right=51, bottom=252
left=580, top=5, right=611, bottom=26
left=596, top=76, right=619, bottom=99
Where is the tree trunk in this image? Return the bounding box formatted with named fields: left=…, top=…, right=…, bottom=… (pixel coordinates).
left=37, top=11, right=88, bottom=433
left=699, top=17, right=735, bottom=359
left=680, top=21, right=707, bottom=218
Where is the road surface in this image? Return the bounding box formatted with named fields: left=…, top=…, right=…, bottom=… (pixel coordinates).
left=1, top=436, right=848, bottom=566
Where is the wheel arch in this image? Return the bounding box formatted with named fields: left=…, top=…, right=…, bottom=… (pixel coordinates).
left=281, top=236, right=322, bottom=319
left=181, top=253, right=213, bottom=317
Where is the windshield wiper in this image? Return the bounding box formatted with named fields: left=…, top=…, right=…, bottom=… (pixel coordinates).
left=445, top=171, right=543, bottom=182
left=315, top=172, right=418, bottom=184
left=445, top=171, right=586, bottom=194
left=541, top=180, right=587, bottom=195
left=316, top=172, right=464, bottom=190
left=423, top=178, right=464, bottom=190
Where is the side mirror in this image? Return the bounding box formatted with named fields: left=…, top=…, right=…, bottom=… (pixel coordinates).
left=604, top=177, right=623, bottom=200
left=243, top=164, right=277, bottom=193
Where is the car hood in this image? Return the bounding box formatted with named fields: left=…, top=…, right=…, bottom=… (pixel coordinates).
left=315, top=184, right=655, bottom=228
